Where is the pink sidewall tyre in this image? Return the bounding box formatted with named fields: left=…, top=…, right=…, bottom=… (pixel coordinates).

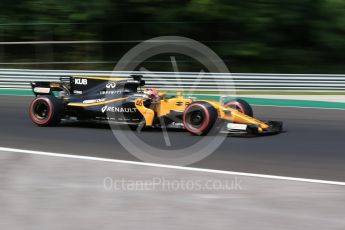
left=183, top=102, right=218, bottom=136
left=29, top=96, right=63, bottom=126
left=224, top=99, right=253, bottom=117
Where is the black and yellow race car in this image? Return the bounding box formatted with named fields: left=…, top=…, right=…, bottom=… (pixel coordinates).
left=29, top=75, right=282, bottom=136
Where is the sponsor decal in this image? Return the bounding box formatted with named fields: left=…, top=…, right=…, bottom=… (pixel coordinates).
left=101, top=106, right=137, bottom=113
left=73, top=90, right=83, bottom=94
left=106, top=82, right=117, bottom=89
left=100, top=90, right=122, bottom=95
left=83, top=98, right=106, bottom=104
left=227, top=123, right=247, bottom=131
left=74, top=78, right=88, bottom=85
left=33, top=87, right=51, bottom=94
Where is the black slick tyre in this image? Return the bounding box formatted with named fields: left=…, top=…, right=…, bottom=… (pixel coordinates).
left=224, top=99, right=253, bottom=117
left=183, top=101, right=218, bottom=136
left=29, top=96, right=63, bottom=126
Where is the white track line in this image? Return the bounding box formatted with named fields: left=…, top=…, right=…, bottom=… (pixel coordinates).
left=253, top=104, right=345, bottom=111
left=1, top=146, right=344, bottom=186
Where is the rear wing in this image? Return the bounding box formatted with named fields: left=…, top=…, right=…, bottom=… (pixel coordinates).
left=30, top=77, right=71, bottom=96
left=30, top=75, right=145, bottom=96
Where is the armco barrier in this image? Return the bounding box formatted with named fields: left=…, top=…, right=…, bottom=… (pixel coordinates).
left=0, top=69, right=345, bottom=92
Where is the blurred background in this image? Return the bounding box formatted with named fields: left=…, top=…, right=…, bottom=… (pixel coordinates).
left=0, top=0, right=344, bottom=72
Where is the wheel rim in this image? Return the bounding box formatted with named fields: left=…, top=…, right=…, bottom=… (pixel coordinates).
left=190, top=111, right=204, bottom=128
left=187, top=110, right=204, bottom=129
left=33, top=101, right=50, bottom=121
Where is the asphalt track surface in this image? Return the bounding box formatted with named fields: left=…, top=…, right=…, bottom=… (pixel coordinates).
left=1, top=95, right=345, bottom=181
left=2, top=151, right=345, bottom=230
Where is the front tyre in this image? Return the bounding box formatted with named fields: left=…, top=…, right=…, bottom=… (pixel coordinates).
left=29, top=96, right=63, bottom=126
left=183, top=102, right=218, bottom=136
left=224, top=99, right=253, bottom=117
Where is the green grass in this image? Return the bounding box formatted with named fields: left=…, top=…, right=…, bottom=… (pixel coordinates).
left=0, top=89, right=33, bottom=96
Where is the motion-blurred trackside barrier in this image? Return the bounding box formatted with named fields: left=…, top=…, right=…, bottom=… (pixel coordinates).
left=0, top=69, right=345, bottom=93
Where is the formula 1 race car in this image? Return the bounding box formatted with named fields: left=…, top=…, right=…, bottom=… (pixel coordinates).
left=29, top=75, right=283, bottom=136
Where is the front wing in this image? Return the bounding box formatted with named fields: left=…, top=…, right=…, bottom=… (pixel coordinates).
left=221, top=121, right=283, bottom=136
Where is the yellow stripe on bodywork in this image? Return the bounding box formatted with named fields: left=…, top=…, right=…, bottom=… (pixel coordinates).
left=73, top=76, right=128, bottom=81
left=68, top=97, right=128, bottom=107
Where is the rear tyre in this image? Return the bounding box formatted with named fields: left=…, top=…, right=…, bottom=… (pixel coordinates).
left=224, top=99, right=253, bottom=117
left=183, top=101, right=218, bottom=136
left=29, top=96, right=63, bottom=126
